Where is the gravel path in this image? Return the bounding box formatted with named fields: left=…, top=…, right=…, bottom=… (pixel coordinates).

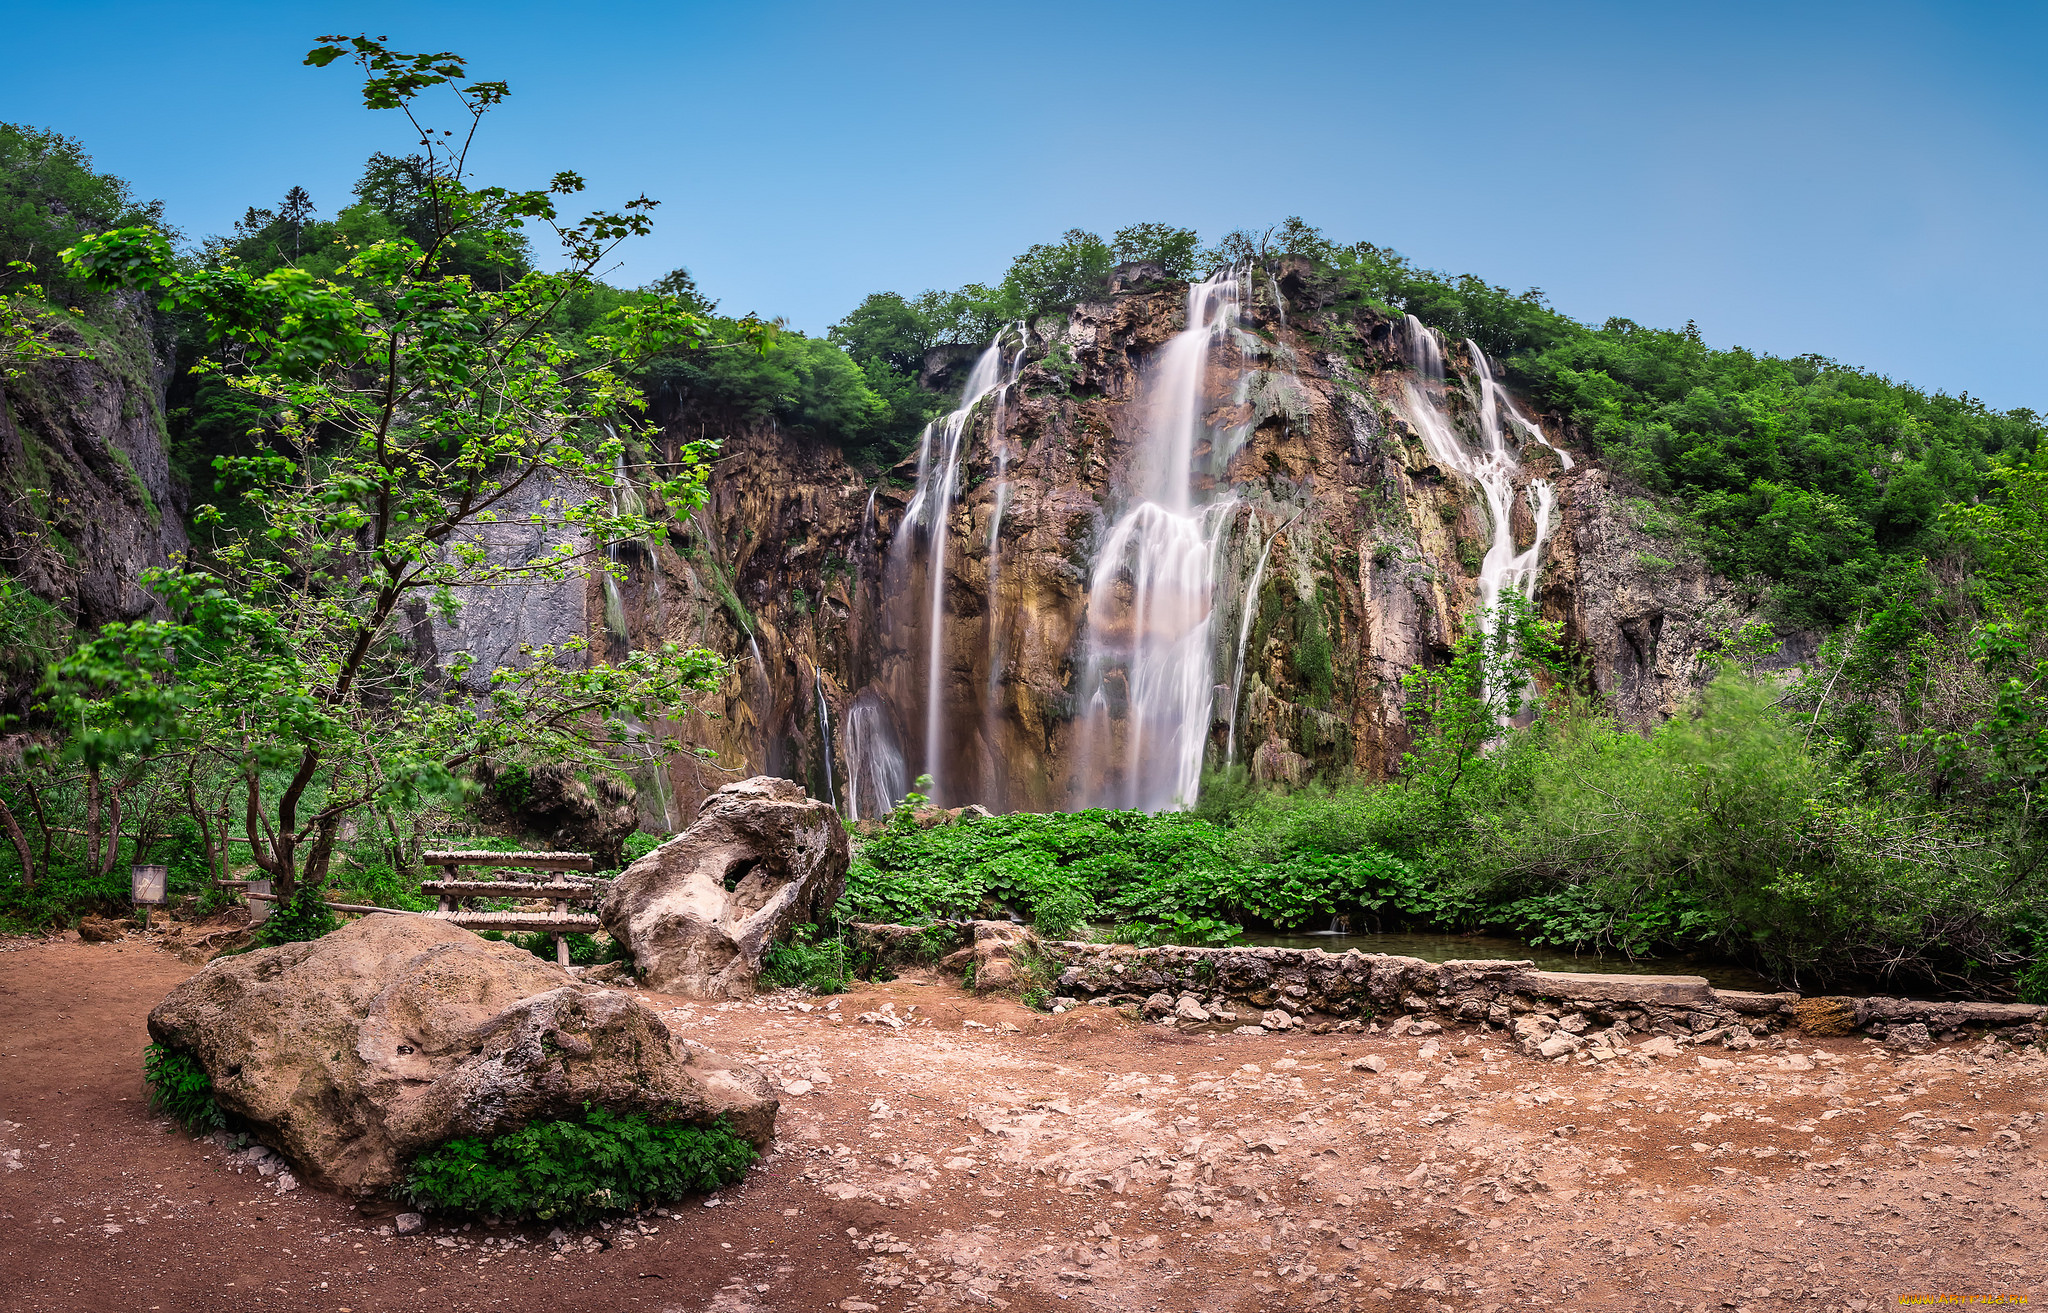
left=0, top=936, right=2041, bottom=1312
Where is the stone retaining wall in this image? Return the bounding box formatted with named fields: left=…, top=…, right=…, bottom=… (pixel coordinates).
left=845, top=922, right=2046, bottom=1052
left=1034, top=940, right=2046, bottom=1050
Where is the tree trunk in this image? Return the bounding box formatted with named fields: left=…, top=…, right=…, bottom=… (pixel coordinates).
left=20, top=770, right=54, bottom=867
left=85, top=767, right=101, bottom=873
left=0, top=795, right=33, bottom=889
left=186, top=770, right=220, bottom=887
left=102, top=781, right=124, bottom=877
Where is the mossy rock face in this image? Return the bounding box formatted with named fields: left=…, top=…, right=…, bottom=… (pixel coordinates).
left=0, top=295, right=187, bottom=639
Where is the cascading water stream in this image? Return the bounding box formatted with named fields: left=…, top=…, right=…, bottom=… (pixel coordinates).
left=843, top=689, right=907, bottom=822
left=1395, top=315, right=1563, bottom=710
left=812, top=666, right=839, bottom=814
left=1224, top=507, right=1305, bottom=766
left=599, top=451, right=679, bottom=830
left=887, top=327, right=1022, bottom=803
left=1073, top=270, right=1246, bottom=811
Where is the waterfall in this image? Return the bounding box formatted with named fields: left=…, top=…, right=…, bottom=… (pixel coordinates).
left=1224, top=508, right=1304, bottom=765
left=979, top=333, right=1031, bottom=807
left=1072, top=270, right=1246, bottom=811
left=1395, top=316, right=1563, bottom=709
left=843, top=689, right=907, bottom=822
left=601, top=573, right=631, bottom=647
left=812, top=666, right=840, bottom=815
left=745, top=632, right=770, bottom=711
left=886, top=327, right=1023, bottom=804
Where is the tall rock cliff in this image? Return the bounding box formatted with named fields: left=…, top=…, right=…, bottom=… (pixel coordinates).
left=574, top=262, right=1774, bottom=824
left=0, top=272, right=1774, bottom=830
left=0, top=296, right=187, bottom=653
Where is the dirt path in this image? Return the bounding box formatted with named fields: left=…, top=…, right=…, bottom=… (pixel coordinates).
left=1, top=936, right=2042, bottom=1313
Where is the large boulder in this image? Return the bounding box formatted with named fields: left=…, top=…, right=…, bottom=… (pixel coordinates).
left=147, top=913, right=776, bottom=1198
left=600, top=777, right=848, bottom=998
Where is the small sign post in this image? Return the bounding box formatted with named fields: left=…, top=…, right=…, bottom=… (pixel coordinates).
left=131, top=864, right=167, bottom=930
left=247, top=879, right=272, bottom=925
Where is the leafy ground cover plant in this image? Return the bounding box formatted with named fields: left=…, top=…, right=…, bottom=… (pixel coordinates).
left=143, top=1042, right=226, bottom=1133
left=759, top=923, right=850, bottom=993
left=402, top=1105, right=754, bottom=1223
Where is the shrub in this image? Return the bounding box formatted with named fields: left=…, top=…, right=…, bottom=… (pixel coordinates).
left=143, top=1042, right=225, bottom=1133
left=402, top=1105, right=756, bottom=1223
left=478, top=930, right=627, bottom=967
left=253, top=884, right=338, bottom=947
left=759, top=924, right=850, bottom=993
left=1028, top=883, right=1092, bottom=941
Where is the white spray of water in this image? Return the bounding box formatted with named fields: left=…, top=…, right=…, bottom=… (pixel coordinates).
left=1073, top=270, right=1245, bottom=811
left=812, top=666, right=839, bottom=815
left=1395, top=315, right=1562, bottom=709
left=843, top=689, right=907, bottom=822
left=888, top=328, right=1022, bottom=803
left=1224, top=507, right=1305, bottom=765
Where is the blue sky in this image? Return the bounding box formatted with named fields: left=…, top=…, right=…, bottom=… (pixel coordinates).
left=5, top=0, right=2043, bottom=409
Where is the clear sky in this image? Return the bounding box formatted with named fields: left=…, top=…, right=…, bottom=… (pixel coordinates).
left=4, top=0, right=2043, bottom=410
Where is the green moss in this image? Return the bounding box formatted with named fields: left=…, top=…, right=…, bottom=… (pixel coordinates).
left=108, top=444, right=159, bottom=522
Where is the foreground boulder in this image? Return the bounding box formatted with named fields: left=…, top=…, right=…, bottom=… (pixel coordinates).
left=148, top=914, right=777, bottom=1197
left=600, top=777, right=848, bottom=997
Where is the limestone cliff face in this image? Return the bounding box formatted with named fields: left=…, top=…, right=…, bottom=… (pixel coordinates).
left=587, top=265, right=1772, bottom=823
left=0, top=296, right=187, bottom=631
left=0, top=275, right=1766, bottom=826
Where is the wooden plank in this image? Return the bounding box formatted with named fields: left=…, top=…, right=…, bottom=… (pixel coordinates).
left=245, top=893, right=419, bottom=916
left=420, top=880, right=606, bottom=900
left=428, top=909, right=601, bottom=933
left=419, top=850, right=595, bottom=871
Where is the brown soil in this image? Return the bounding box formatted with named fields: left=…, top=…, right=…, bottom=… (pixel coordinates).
left=1, top=933, right=2043, bottom=1313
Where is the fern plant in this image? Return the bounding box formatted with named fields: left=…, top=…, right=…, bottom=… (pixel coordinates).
left=143, top=1042, right=226, bottom=1133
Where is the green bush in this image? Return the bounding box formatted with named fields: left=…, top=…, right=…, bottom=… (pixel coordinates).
left=759, top=924, right=850, bottom=993
left=843, top=807, right=1417, bottom=940
left=143, top=1042, right=225, bottom=1133
left=1027, top=883, right=1092, bottom=941
left=253, top=884, right=338, bottom=947
left=402, top=1105, right=756, bottom=1223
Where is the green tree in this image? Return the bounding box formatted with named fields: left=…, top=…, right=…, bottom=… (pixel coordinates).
left=1399, top=595, right=1562, bottom=800
left=1111, top=223, right=1199, bottom=279
left=999, top=228, right=1115, bottom=320
left=51, top=35, right=744, bottom=919
left=828, top=291, right=930, bottom=375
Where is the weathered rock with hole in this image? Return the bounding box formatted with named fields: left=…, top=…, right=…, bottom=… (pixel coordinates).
left=600, top=777, right=848, bottom=998
left=147, top=913, right=777, bottom=1197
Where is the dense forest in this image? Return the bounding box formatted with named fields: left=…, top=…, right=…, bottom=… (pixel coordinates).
left=1, top=38, right=2044, bottom=1003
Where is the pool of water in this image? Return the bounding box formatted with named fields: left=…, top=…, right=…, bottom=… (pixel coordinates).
left=1235, top=929, right=1778, bottom=992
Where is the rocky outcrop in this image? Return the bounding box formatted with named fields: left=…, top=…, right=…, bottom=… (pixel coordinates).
left=600, top=777, right=849, bottom=997
left=936, top=920, right=1038, bottom=993
left=469, top=759, right=640, bottom=869
left=146, top=913, right=778, bottom=1196
left=0, top=297, right=186, bottom=706
left=394, top=272, right=1789, bottom=823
